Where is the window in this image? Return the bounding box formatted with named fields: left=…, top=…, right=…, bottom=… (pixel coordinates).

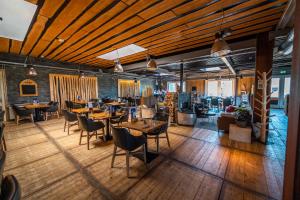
left=220, top=80, right=233, bottom=97
left=284, top=77, right=291, bottom=96
left=207, top=80, right=233, bottom=97
left=271, top=78, right=280, bottom=98
left=167, top=82, right=185, bottom=92
left=207, top=81, right=218, bottom=96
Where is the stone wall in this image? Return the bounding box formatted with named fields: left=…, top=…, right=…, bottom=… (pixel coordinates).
left=5, top=65, right=118, bottom=104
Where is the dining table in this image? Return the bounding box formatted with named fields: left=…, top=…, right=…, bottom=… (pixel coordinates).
left=120, top=119, right=167, bottom=163
left=24, top=103, right=49, bottom=121
left=71, top=107, right=100, bottom=114
left=89, top=112, right=123, bottom=141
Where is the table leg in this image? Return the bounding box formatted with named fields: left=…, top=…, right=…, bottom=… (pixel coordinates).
left=105, top=118, right=113, bottom=141
left=134, top=133, right=159, bottom=163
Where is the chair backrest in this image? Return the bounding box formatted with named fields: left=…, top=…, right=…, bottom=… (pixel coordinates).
left=211, top=98, right=219, bottom=105
left=223, top=98, right=232, bottom=107
left=0, top=150, right=6, bottom=194
left=62, top=110, right=77, bottom=122
left=0, top=175, right=21, bottom=200
left=0, top=111, right=5, bottom=122
left=65, top=101, right=71, bottom=109
left=153, top=112, right=169, bottom=122
left=12, top=105, right=31, bottom=116
left=111, top=126, right=145, bottom=151
left=48, top=102, right=59, bottom=112
left=77, top=115, right=89, bottom=131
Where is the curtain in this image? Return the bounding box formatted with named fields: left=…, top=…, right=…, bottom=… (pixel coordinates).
left=49, top=74, right=98, bottom=110
left=118, top=80, right=140, bottom=97
left=0, top=68, right=8, bottom=121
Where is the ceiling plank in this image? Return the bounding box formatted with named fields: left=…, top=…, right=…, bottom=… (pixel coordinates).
left=10, top=40, right=22, bottom=54
left=0, top=38, right=10, bottom=53
left=47, top=1, right=128, bottom=59
left=29, top=0, right=95, bottom=57
left=51, top=0, right=159, bottom=60
left=68, top=0, right=285, bottom=65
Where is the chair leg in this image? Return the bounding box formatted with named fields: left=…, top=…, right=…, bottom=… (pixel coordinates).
left=57, top=111, right=59, bottom=118
left=165, top=131, right=171, bottom=148
left=156, top=135, right=159, bottom=153
left=31, top=114, right=34, bottom=123
left=45, top=112, right=48, bottom=121
left=111, top=145, right=117, bottom=168
left=87, top=132, right=90, bottom=150
left=64, top=120, right=66, bottom=132
left=2, top=137, right=6, bottom=151
left=16, top=115, right=20, bottom=125
left=67, top=122, right=70, bottom=135
left=95, top=131, right=98, bottom=139
left=102, top=128, right=106, bottom=141
left=143, top=144, right=147, bottom=165
left=126, top=151, right=130, bottom=177
left=79, top=130, right=83, bottom=145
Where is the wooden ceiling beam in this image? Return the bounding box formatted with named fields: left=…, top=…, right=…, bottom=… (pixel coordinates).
left=69, top=0, right=286, bottom=65
left=50, top=0, right=160, bottom=60
left=0, top=38, right=10, bottom=53
left=29, top=0, right=95, bottom=57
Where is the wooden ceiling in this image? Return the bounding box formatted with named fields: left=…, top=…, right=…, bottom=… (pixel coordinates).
left=0, top=0, right=288, bottom=69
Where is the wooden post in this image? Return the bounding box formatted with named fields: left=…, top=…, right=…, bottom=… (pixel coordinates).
left=283, top=1, right=300, bottom=199
left=179, top=63, right=183, bottom=93
left=253, top=32, right=274, bottom=143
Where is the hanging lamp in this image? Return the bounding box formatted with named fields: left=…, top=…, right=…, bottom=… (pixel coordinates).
left=114, top=49, right=123, bottom=73
left=146, top=54, right=158, bottom=71
left=26, top=57, right=37, bottom=76
left=210, top=5, right=231, bottom=57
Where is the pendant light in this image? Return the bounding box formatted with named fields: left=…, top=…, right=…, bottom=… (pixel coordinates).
left=210, top=5, right=231, bottom=57
left=114, top=59, right=123, bottom=73
left=114, top=49, right=123, bottom=73
left=79, top=71, right=85, bottom=78
left=146, top=54, right=158, bottom=71
left=26, top=57, right=37, bottom=76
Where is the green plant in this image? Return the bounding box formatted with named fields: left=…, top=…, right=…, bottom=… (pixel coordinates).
left=235, top=108, right=251, bottom=122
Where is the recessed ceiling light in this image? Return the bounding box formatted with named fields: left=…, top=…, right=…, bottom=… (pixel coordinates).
left=0, top=0, right=37, bottom=41
left=57, top=38, right=64, bottom=43
left=200, top=67, right=221, bottom=72
left=97, top=44, right=146, bottom=60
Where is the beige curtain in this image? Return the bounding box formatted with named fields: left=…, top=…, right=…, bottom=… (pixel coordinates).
left=0, top=68, right=8, bottom=121
left=49, top=74, right=98, bottom=110
left=118, top=80, right=140, bottom=97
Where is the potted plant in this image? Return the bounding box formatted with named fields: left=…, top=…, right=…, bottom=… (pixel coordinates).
left=235, top=108, right=251, bottom=128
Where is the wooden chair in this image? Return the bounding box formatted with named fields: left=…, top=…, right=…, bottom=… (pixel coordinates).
left=0, top=124, right=7, bottom=151
left=62, top=110, right=78, bottom=135
left=111, top=126, right=147, bottom=177
left=43, top=102, right=59, bottom=120
left=148, top=112, right=171, bottom=152
left=77, top=115, right=105, bottom=150
left=0, top=175, right=21, bottom=200
left=12, top=105, right=34, bottom=125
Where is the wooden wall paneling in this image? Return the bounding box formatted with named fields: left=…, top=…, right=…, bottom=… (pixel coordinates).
left=237, top=77, right=255, bottom=96
left=47, top=1, right=128, bottom=59
left=186, top=80, right=206, bottom=94
left=29, top=0, right=95, bottom=57
left=70, top=0, right=286, bottom=65
left=9, top=41, right=22, bottom=54
left=0, top=38, right=10, bottom=53
left=53, top=0, right=159, bottom=61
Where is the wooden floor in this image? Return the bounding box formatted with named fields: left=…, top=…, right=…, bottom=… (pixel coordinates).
left=3, top=110, right=287, bottom=200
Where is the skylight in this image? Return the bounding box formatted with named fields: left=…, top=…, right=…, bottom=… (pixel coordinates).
left=97, top=44, right=146, bottom=60
left=200, top=67, right=221, bottom=72
left=0, top=0, right=37, bottom=41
